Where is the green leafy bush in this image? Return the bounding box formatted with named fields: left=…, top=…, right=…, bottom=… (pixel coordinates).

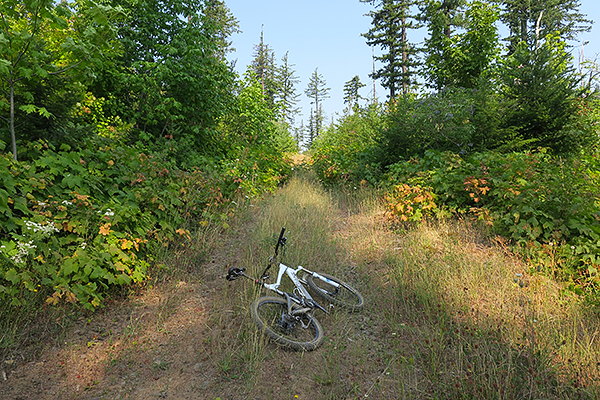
left=383, top=149, right=600, bottom=294
left=0, top=135, right=290, bottom=309
left=379, top=89, right=477, bottom=165
left=311, top=103, right=384, bottom=185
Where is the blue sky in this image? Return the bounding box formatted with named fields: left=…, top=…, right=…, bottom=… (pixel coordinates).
left=225, top=1, right=600, bottom=128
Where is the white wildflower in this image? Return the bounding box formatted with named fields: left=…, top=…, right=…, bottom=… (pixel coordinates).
left=24, top=220, right=59, bottom=236
left=10, top=241, right=37, bottom=264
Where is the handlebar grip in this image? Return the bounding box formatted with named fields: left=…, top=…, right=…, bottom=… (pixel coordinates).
left=274, top=227, right=286, bottom=255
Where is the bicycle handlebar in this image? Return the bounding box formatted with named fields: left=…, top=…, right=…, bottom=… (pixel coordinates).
left=274, top=227, right=286, bottom=256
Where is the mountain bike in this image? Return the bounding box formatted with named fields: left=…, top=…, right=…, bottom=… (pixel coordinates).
left=225, top=227, right=364, bottom=351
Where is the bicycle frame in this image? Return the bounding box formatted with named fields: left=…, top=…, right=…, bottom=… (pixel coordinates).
left=226, top=227, right=341, bottom=314
left=260, top=263, right=342, bottom=314
left=264, top=263, right=342, bottom=298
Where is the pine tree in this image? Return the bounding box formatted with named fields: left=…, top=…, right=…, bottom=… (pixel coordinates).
left=500, top=33, right=581, bottom=152
left=304, top=68, right=330, bottom=141
left=362, top=0, right=421, bottom=97
left=306, top=109, right=317, bottom=148
left=343, top=76, right=366, bottom=111
left=276, top=52, right=301, bottom=126
left=202, top=0, right=241, bottom=61
left=251, top=27, right=278, bottom=109
left=499, top=0, right=591, bottom=53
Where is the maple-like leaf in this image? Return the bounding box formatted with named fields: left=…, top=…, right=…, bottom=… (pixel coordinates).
left=99, top=223, right=112, bottom=236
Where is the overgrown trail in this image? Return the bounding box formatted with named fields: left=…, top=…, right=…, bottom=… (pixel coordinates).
left=2, top=174, right=600, bottom=399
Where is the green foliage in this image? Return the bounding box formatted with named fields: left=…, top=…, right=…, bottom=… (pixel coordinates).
left=276, top=52, right=301, bottom=126
left=0, top=0, right=293, bottom=314
left=447, top=0, right=500, bottom=89
left=500, top=0, right=592, bottom=52
left=92, top=0, right=235, bottom=160
left=499, top=34, right=582, bottom=154
left=343, top=76, right=366, bottom=110
left=421, top=0, right=467, bottom=91
left=0, top=133, right=291, bottom=309
left=201, top=0, right=241, bottom=61
left=362, top=0, right=421, bottom=97
left=250, top=28, right=278, bottom=110
left=311, top=103, right=384, bottom=185
left=304, top=68, right=330, bottom=145
left=0, top=0, right=121, bottom=160
left=383, top=149, right=600, bottom=294
left=380, top=88, right=476, bottom=164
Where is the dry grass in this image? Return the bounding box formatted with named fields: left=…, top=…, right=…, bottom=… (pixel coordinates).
left=337, top=189, right=600, bottom=399
left=1, top=172, right=600, bottom=399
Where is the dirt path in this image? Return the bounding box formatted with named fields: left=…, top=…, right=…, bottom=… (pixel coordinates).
left=4, top=174, right=600, bottom=399
left=0, top=175, right=399, bottom=400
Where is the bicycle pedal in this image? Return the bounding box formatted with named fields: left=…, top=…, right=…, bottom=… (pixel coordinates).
left=225, top=267, right=244, bottom=281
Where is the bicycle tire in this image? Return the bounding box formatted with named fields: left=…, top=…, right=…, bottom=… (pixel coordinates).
left=251, top=296, right=324, bottom=351
left=306, top=272, right=365, bottom=312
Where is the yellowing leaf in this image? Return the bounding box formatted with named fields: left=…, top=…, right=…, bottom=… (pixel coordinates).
left=65, top=291, right=78, bottom=303
left=99, top=223, right=112, bottom=236
left=46, top=295, right=60, bottom=306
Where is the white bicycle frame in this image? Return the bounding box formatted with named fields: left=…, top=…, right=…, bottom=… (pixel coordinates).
left=263, top=262, right=342, bottom=301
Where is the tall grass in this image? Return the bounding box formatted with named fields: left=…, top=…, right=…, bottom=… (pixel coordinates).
left=338, top=195, right=600, bottom=399
left=222, top=173, right=600, bottom=398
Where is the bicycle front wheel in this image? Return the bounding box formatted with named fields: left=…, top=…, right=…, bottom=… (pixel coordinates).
left=306, top=272, right=365, bottom=312
left=251, top=296, right=324, bottom=351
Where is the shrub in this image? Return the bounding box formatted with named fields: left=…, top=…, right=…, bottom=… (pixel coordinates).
left=383, top=149, right=600, bottom=295
left=0, top=136, right=290, bottom=309
left=311, top=103, right=384, bottom=185
left=379, top=89, right=476, bottom=165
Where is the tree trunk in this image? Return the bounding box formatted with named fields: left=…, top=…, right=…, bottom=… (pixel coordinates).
left=402, top=19, right=408, bottom=94
left=10, top=79, right=17, bottom=161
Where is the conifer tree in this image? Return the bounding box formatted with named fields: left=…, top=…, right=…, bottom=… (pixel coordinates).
left=499, top=0, right=591, bottom=53
left=276, top=52, right=301, bottom=126
left=344, top=75, right=366, bottom=111
left=362, top=0, right=421, bottom=97
left=202, top=0, right=241, bottom=61
left=306, top=109, right=317, bottom=148
left=304, top=68, right=330, bottom=141
left=251, top=27, right=278, bottom=109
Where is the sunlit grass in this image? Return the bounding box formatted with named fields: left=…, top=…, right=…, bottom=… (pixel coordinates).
left=339, top=193, right=600, bottom=399
left=224, top=172, right=600, bottom=397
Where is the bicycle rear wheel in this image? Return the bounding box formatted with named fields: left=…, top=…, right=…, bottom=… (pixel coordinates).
left=306, top=272, right=365, bottom=312
left=251, top=296, right=324, bottom=351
